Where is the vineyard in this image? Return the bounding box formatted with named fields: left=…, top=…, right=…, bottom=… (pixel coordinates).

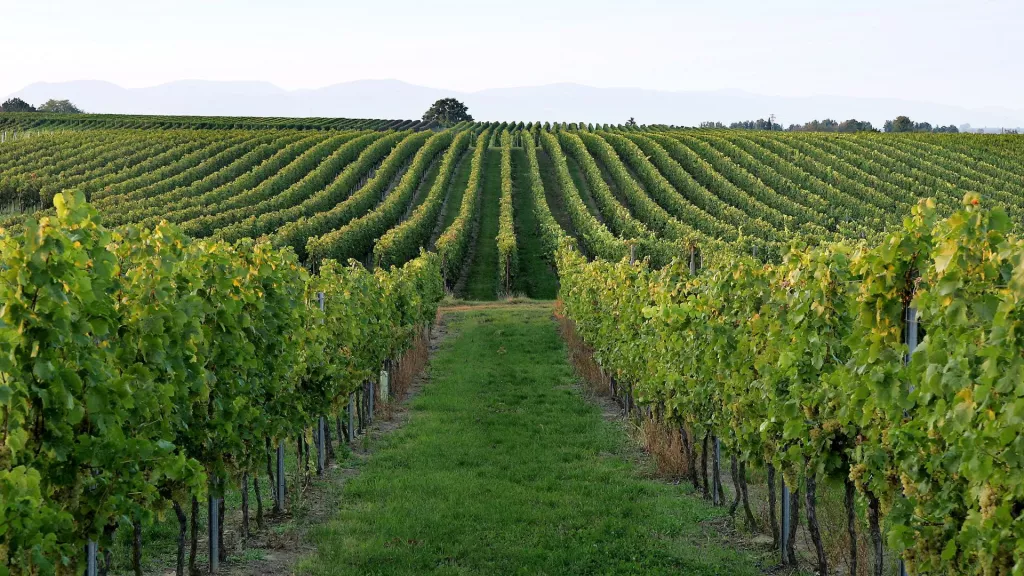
left=0, top=112, right=434, bottom=132
left=2, top=115, right=1024, bottom=575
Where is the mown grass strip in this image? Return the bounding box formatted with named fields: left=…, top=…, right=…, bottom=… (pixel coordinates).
left=511, top=149, right=559, bottom=299
left=300, top=305, right=757, bottom=576
left=460, top=149, right=502, bottom=300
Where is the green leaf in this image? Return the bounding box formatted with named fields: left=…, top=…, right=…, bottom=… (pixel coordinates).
left=934, top=241, right=957, bottom=274
left=941, top=538, right=957, bottom=561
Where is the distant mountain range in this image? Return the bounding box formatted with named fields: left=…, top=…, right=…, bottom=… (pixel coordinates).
left=7, top=79, right=1024, bottom=129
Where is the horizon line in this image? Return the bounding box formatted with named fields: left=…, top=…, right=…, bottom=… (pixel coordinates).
left=8, top=78, right=1023, bottom=114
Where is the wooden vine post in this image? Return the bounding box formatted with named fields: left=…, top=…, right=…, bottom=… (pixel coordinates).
left=368, top=376, right=375, bottom=426
left=208, top=480, right=220, bottom=573
left=781, top=480, right=791, bottom=564
left=317, top=291, right=327, bottom=476
left=276, top=441, right=286, bottom=512
left=348, top=392, right=356, bottom=443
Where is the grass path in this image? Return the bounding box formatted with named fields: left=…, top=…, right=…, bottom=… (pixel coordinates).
left=460, top=149, right=502, bottom=300
left=299, top=303, right=758, bottom=575
left=510, top=149, right=559, bottom=299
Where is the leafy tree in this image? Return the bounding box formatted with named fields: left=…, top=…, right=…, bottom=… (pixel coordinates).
left=1, top=98, right=35, bottom=113
left=839, top=119, right=876, bottom=132
left=884, top=116, right=959, bottom=133
left=729, top=118, right=782, bottom=131
left=700, top=121, right=727, bottom=129
left=421, top=98, right=472, bottom=126
left=787, top=118, right=876, bottom=132
left=626, top=117, right=638, bottom=127
left=37, top=99, right=84, bottom=114
left=885, top=115, right=915, bottom=132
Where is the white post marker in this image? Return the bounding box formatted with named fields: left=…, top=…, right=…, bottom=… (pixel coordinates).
left=379, top=368, right=389, bottom=407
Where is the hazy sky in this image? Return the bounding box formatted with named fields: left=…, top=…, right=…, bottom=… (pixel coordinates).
left=3, top=0, right=1021, bottom=109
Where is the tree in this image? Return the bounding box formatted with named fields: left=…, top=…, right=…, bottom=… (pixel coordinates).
left=37, top=99, right=84, bottom=114
left=886, top=115, right=915, bottom=133
left=421, top=98, right=472, bottom=126
left=1, top=97, right=35, bottom=112
left=884, top=116, right=959, bottom=133
left=728, top=118, right=782, bottom=131
left=786, top=118, right=875, bottom=133
left=838, top=119, right=876, bottom=132
left=626, top=117, right=638, bottom=127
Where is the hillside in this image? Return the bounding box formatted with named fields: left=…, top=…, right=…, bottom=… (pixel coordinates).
left=4, top=116, right=1024, bottom=574
left=1, top=120, right=1022, bottom=294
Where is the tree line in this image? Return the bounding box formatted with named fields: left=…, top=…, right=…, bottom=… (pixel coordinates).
left=1, top=97, right=84, bottom=113
left=698, top=116, right=961, bottom=133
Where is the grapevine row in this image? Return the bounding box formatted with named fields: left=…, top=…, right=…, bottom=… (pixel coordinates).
left=180, top=132, right=380, bottom=237
left=497, top=130, right=518, bottom=293
left=435, top=128, right=491, bottom=283
left=305, top=130, right=455, bottom=266
left=373, top=131, right=473, bottom=268
left=0, top=191, right=444, bottom=575
left=0, top=111, right=433, bottom=132
left=293, top=131, right=430, bottom=263
left=557, top=194, right=1022, bottom=575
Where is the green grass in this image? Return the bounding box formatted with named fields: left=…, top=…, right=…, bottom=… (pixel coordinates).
left=510, top=149, right=559, bottom=299
left=299, top=304, right=758, bottom=575
left=460, top=149, right=502, bottom=300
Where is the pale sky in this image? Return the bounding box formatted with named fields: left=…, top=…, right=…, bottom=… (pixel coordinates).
left=3, top=0, right=1021, bottom=110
